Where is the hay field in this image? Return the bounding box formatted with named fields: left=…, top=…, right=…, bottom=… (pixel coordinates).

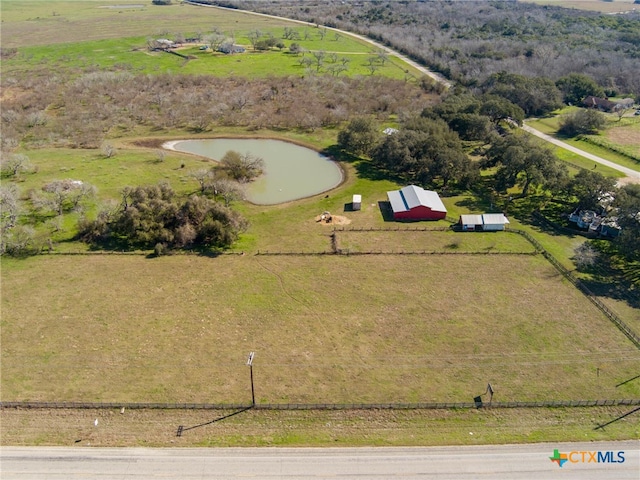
left=521, top=0, right=638, bottom=13
left=2, top=250, right=639, bottom=405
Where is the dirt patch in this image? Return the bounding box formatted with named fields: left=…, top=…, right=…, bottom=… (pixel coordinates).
left=132, top=138, right=166, bottom=149
left=315, top=213, right=351, bottom=225
left=605, top=125, right=640, bottom=150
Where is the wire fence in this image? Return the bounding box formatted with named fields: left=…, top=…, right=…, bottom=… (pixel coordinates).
left=2, top=399, right=639, bottom=411
left=509, top=227, right=640, bottom=350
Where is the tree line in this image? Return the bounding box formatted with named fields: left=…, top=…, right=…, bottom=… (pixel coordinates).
left=1, top=73, right=436, bottom=151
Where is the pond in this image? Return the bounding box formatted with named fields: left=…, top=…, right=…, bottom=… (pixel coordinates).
left=166, top=138, right=343, bottom=205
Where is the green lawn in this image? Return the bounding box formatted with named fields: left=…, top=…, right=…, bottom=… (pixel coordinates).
left=2, top=249, right=639, bottom=405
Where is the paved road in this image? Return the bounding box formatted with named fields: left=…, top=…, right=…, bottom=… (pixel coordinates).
left=1, top=442, right=638, bottom=479
left=522, top=123, right=640, bottom=183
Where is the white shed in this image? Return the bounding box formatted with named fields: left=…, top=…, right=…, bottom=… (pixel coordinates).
left=352, top=194, right=362, bottom=211
left=459, top=213, right=510, bottom=231
left=459, top=214, right=484, bottom=231
left=481, top=213, right=510, bottom=231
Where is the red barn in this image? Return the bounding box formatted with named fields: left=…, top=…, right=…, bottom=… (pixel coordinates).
left=387, top=185, right=447, bottom=221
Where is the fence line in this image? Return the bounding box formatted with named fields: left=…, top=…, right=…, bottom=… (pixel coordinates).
left=256, top=250, right=536, bottom=256
left=510, top=227, right=640, bottom=350
left=2, top=399, right=639, bottom=411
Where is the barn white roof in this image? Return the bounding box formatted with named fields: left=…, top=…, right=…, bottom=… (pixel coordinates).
left=460, top=214, right=483, bottom=225
left=482, top=213, right=510, bottom=225
left=387, top=185, right=447, bottom=213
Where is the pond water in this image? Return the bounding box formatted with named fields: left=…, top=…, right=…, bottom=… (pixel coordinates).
left=168, top=138, right=343, bottom=205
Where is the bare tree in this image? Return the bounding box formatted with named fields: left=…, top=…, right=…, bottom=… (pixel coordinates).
left=205, top=33, right=226, bottom=52
left=0, top=184, right=20, bottom=232
left=247, top=29, right=263, bottom=50
left=101, top=142, right=117, bottom=158
left=211, top=178, right=245, bottom=206
left=573, top=243, right=599, bottom=269
left=613, top=98, right=634, bottom=121
left=0, top=153, right=31, bottom=178
left=190, top=168, right=215, bottom=193
left=313, top=50, right=326, bottom=72
left=41, top=180, right=96, bottom=216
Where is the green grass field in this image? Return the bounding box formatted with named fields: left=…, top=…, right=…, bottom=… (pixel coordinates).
left=2, top=0, right=640, bottom=447
left=2, top=251, right=639, bottom=404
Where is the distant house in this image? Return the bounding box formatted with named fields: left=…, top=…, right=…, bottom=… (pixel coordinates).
left=568, top=208, right=621, bottom=237
left=600, top=217, right=621, bottom=238
left=387, top=185, right=447, bottom=221
left=218, top=43, right=246, bottom=54
left=459, top=213, right=509, bottom=231
left=155, top=38, right=175, bottom=49
left=383, top=127, right=398, bottom=135
left=582, top=96, right=617, bottom=112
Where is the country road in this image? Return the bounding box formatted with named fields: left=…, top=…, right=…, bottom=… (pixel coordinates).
left=522, top=123, right=640, bottom=184
left=1, top=442, right=638, bottom=479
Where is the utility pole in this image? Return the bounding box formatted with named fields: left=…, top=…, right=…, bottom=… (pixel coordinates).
left=247, top=352, right=255, bottom=406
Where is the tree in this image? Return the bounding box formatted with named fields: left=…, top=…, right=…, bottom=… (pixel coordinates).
left=567, top=169, right=617, bottom=211
left=289, top=43, right=302, bottom=55
left=220, top=150, right=264, bottom=183
left=0, top=153, right=31, bottom=178
left=613, top=99, right=634, bottom=122
left=205, top=33, right=226, bottom=53
left=371, top=116, right=475, bottom=188
left=80, top=183, right=248, bottom=250
left=482, top=72, right=563, bottom=117
left=0, top=185, right=20, bottom=252
left=210, top=178, right=245, bottom=206
left=447, top=113, right=492, bottom=141
left=558, top=109, right=605, bottom=137
left=613, top=184, right=640, bottom=260
left=247, top=29, right=263, bottom=51
left=1, top=225, right=36, bottom=256
left=312, top=50, right=326, bottom=72
left=101, top=142, right=117, bottom=158
left=190, top=168, right=215, bottom=193
left=556, top=73, right=605, bottom=106
left=40, top=179, right=96, bottom=216
left=479, top=95, right=524, bottom=126
left=483, top=134, right=567, bottom=196
left=573, top=243, right=599, bottom=269
left=337, top=117, right=380, bottom=156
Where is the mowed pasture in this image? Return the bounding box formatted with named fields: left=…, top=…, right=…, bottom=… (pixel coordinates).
left=1, top=1, right=421, bottom=80
left=2, top=248, right=639, bottom=404
left=1, top=1, right=296, bottom=48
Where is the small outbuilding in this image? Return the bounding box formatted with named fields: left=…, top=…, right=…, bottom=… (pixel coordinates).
left=387, top=185, right=447, bottom=221
left=352, top=194, right=362, bottom=211
left=459, top=214, right=484, bottom=231
left=459, top=213, right=510, bottom=231
left=481, top=213, right=510, bottom=231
